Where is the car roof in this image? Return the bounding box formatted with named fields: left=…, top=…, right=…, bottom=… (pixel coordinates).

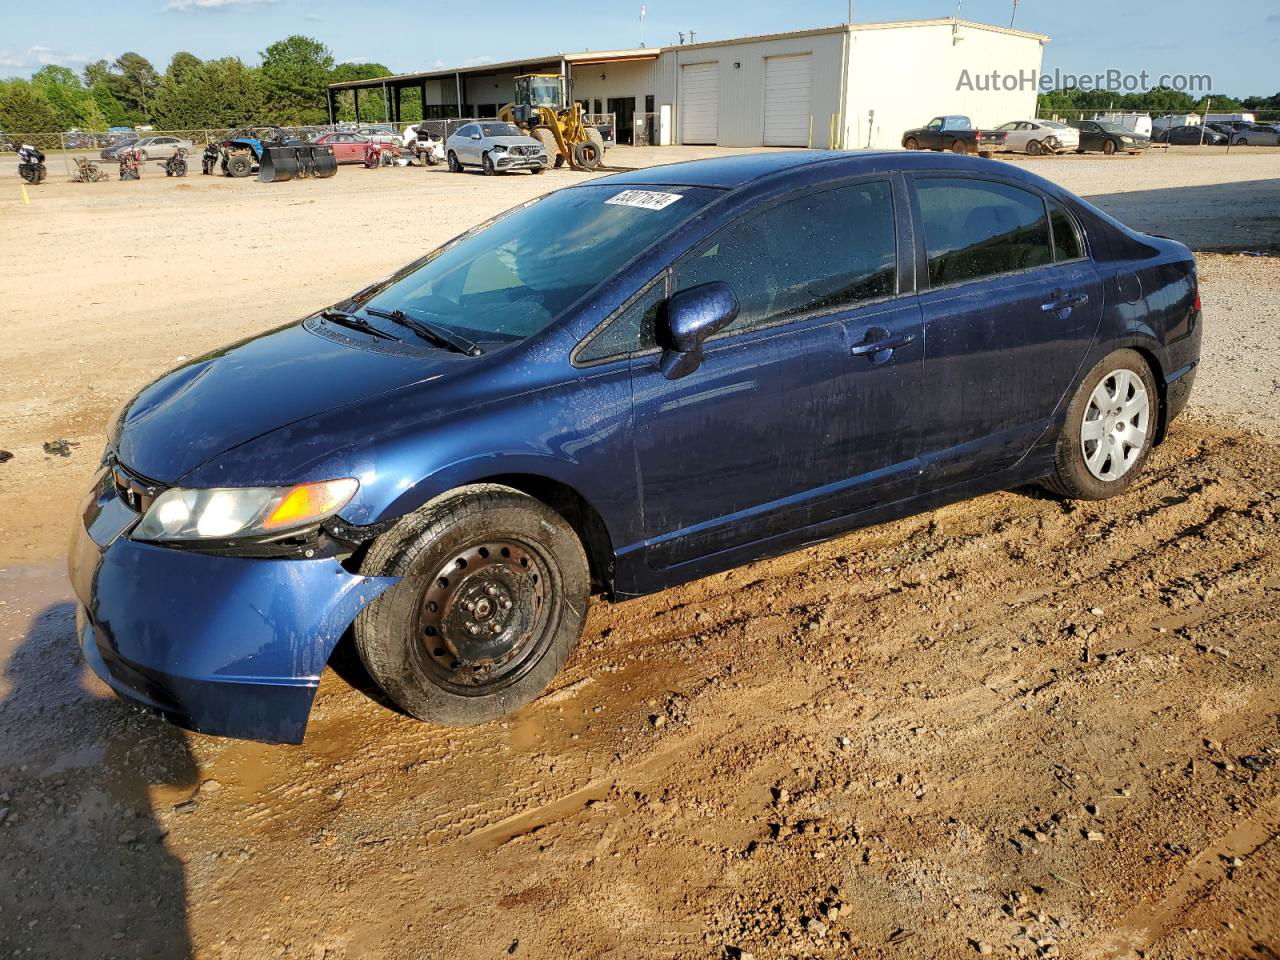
left=593, top=151, right=898, bottom=189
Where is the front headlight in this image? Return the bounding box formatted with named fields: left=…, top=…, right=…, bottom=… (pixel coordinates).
left=490, top=144, right=507, bottom=153
left=133, top=478, right=358, bottom=542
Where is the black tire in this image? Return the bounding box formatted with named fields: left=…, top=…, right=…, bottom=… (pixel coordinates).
left=572, top=139, right=602, bottom=170
left=1103, top=139, right=1117, bottom=155
left=172, top=158, right=187, bottom=177
left=586, top=127, right=606, bottom=159
left=530, top=164, right=545, bottom=174
left=354, top=484, right=590, bottom=726
left=482, top=152, right=495, bottom=176
left=903, top=137, right=919, bottom=151
left=226, top=153, right=253, bottom=177
left=1027, top=139, right=1043, bottom=156
left=447, top=150, right=462, bottom=173
left=1043, top=349, right=1159, bottom=501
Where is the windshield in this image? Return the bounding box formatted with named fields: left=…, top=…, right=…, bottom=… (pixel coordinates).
left=528, top=78, right=561, bottom=107
left=359, top=184, right=720, bottom=346
left=479, top=122, right=523, bottom=138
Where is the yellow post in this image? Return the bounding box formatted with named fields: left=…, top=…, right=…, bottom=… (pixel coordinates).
left=829, top=114, right=835, bottom=149
left=808, top=115, right=813, bottom=149
left=20, top=184, right=30, bottom=205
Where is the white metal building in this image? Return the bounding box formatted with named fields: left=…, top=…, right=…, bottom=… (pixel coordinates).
left=328, top=18, right=1049, bottom=150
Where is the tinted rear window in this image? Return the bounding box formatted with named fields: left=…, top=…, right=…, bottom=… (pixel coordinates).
left=916, top=178, right=1052, bottom=286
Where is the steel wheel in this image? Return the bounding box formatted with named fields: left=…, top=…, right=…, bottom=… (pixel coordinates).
left=1081, top=369, right=1150, bottom=482
left=416, top=538, right=554, bottom=695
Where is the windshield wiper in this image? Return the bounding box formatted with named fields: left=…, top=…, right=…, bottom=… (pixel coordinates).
left=320, top=308, right=397, bottom=341
left=363, top=307, right=483, bottom=357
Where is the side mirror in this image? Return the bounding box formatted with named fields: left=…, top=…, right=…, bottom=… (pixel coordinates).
left=659, top=282, right=740, bottom=380
left=471, top=133, right=482, bottom=140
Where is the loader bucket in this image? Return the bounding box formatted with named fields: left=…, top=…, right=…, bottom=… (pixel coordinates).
left=258, top=146, right=299, bottom=183
left=309, top=144, right=337, bottom=178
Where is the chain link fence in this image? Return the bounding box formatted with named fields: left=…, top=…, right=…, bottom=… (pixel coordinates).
left=10, top=113, right=622, bottom=178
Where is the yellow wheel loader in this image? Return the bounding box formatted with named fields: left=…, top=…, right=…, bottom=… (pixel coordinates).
left=498, top=74, right=607, bottom=171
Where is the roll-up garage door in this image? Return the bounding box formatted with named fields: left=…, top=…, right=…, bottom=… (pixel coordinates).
left=763, top=54, right=812, bottom=146
left=680, top=62, right=719, bottom=144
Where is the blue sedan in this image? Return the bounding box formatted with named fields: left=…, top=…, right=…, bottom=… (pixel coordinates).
left=70, top=151, right=1202, bottom=743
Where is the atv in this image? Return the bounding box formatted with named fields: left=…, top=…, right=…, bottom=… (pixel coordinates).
left=219, top=126, right=297, bottom=178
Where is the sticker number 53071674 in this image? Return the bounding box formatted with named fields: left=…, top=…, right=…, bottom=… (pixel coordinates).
left=605, top=189, right=684, bottom=211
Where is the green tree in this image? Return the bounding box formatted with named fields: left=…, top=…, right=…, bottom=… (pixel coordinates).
left=108, top=52, right=159, bottom=120
left=260, top=35, right=333, bottom=124
left=90, top=82, right=133, bottom=126
left=166, top=52, right=203, bottom=85
left=0, top=82, right=61, bottom=147
left=151, top=58, right=265, bottom=129
left=329, top=61, right=391, bottom=122
left=31, top=65, right=80, bottom=88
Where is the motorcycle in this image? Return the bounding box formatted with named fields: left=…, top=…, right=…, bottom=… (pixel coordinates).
left=118, top=146, right=141, bottom=181
left=364, top=141, right=399, bottom=168
left=201, top=142, right=220, bottom=175
left=164, top=147, right=189, bottom=177
left=17, top=145, right=47, bottom=185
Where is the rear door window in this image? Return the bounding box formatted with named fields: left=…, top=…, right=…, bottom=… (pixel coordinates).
left=915, top=178, right=1053, bottom=286
left=1047, top=199, right=1084, bottom=262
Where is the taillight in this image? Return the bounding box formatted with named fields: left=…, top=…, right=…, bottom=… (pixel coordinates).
left=1194, top=289, right=1202, bottom=312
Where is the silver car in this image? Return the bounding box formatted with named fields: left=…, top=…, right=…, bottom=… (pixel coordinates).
left=994, top=119, right=1080, bottom=155
left=446, top=121, right=548, bottom=175
left=132, top=135, right=194, bottom=161
left=1228, top=124, right=1280, bottom=146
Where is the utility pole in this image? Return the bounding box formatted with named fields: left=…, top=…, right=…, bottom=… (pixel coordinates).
left=1010, top=0, right=1020, bottom=28
left=847, top=0, right=853, bottom=23
left=640, top=4, right=646, bottom=47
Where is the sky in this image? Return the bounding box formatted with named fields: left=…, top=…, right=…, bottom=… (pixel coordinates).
left=3, top=0, right=1278, bottom=97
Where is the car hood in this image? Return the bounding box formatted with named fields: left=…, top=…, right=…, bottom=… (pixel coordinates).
left=113, top=320, right=464, bottom=484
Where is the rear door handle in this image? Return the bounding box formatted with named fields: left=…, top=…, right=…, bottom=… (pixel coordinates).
left=850, top=329, right=916, bottom=357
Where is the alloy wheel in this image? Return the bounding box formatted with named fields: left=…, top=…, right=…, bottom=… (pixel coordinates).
left=1081, top=369, right=1150, bottom=482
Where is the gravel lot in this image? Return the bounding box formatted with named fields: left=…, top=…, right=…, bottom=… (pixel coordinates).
left=0, top=146, right=1277, bottom=960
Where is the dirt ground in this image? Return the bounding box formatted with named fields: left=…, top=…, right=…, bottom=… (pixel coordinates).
left=0, top=146, right=1277, bottom=960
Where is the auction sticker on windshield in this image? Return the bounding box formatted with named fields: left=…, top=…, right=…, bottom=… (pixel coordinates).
left=605, top=189, right=684, bottom=211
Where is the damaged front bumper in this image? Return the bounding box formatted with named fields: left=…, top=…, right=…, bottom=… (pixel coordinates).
left=68, top=468, right=396, bottom=744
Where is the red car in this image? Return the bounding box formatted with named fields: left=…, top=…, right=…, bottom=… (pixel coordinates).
left=311, top=132, right=373, bottom=165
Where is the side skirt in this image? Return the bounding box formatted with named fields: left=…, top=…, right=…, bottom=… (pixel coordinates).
left=612, top=444, right=1056, bottom=599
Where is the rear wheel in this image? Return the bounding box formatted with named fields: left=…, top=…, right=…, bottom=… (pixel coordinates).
left=354, top=485, right=590, bottom=726
left=1026, top=139, right=1043, bottom=156
left=447, top=150, right=462, bottom=173
left=1043, top=349, right=1158, bottom=501
left=950, top=139, right=969, bottom=155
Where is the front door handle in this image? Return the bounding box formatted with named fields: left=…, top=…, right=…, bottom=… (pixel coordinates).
left=1042, top=291, right=1089, bottom=312
left=851, top=328, right=916, bottom=358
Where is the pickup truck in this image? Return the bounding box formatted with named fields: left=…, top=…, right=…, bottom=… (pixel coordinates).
left=902, top=116, right=1006, bottom=157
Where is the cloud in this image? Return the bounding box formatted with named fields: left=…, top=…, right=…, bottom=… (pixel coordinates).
left=462, top=55, right=497, bottom=68
left=1267, top=12, right=1280, bottom=22
left=165, top=0, right=275, bottom=10
left=0, top=46, right=90, bottom=68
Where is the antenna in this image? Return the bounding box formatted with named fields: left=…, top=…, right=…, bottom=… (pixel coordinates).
left=1010, top=0, right=1020, bottom=28
left=640, top=4, right=647, bottom=47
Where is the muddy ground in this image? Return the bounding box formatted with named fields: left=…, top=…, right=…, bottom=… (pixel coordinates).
left=0, top=147, right=1277, bottom=959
